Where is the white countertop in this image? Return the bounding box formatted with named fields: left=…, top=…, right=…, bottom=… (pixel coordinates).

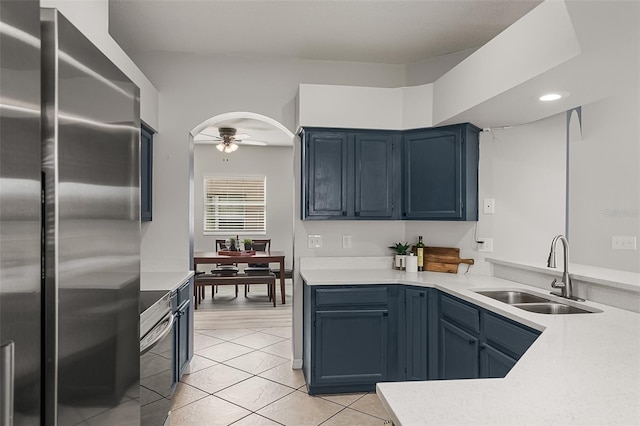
left=141, top=271, right=194, bottom=292
left=300, top=262, right=640, bottom=425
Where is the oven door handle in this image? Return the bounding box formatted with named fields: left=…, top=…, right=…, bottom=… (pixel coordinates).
left=140, top=311, right=174, bottom=355
left=1, top=341, right=15, bottom=426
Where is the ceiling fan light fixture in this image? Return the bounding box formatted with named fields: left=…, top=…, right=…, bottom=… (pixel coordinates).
left=216, top=141, right=238, bottom=153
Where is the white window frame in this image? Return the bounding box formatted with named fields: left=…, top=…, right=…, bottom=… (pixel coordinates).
left=203, top=175, right=266, bottom=235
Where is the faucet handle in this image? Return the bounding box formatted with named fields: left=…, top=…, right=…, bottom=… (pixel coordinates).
left=551, top=278, right=565, bottom=289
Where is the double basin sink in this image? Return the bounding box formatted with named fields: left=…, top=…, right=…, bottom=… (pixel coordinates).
left=475, top=290, right=602, bottom=314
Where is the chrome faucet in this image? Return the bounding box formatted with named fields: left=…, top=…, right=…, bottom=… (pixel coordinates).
left=546, top=235, right=584, bottom=301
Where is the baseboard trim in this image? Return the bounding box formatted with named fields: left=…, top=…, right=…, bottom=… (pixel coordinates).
left=292, top=358, right=303, bottom=369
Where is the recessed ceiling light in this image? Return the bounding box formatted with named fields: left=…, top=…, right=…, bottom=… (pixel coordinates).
left=539, top=93, right=563, bottom=102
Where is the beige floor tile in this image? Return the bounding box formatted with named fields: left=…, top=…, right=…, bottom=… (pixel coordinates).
left=230, top=413, right=281, bottom=425
left=224, top=351, right=289, bottom=375
left=321, top=407, right=386, bottom=425
left=200, top=328, right=257, bottom=341
left=184, top=354, right=218, bottom=375
left=215, top=376, right=295, bottom=412
left=257, top=390, right=342, bottom=426
left=171, top=395, right=250, bottom=426
left=258, top=363, right=306, bottom=389
left=181, top=364, right=252, bottom=394
left=349, top=393, right=390, bottom=420
left=231, top=332, right=286, bottom=350
left=197, top=341, right=254, bottom=362
left=320, top=392, right=366, bottom=407
left=193, top=334, right=225, bottom=351
left=171, top=382, right=208, bottom=410
left=259, top=339, right=292, bottom=359
left=257, top=327, right=292, bottom=339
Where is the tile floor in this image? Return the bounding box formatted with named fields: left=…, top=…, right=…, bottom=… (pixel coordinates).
left=170, top=283, right=390, bottom=425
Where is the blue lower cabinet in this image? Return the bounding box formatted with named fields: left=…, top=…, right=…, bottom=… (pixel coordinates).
left=303, top=284, right=540, bottom=394
left=314, top=310, right=388, bottom=385
left=480, top=343, right=517, bottom=378
left=439, top=319, right=480, bottom=379
left=172, top=280, right=192, bottom=385
left=437, top=293, right=540, bottom=380
left=404, top=288, right=430, bottom=380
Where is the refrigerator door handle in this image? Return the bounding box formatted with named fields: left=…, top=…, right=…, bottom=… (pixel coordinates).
left=0, top=341, right=15, bottom=426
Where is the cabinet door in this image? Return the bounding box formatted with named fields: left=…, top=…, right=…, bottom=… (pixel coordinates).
left=314, top=310, right=388, bottom=385
left=141, top=124, right=153, bottom=221
left=354, top=132, right=396, bottom=218
left=405, top=288, right=429, bottom=380
left=403, top=127, right=462, bottom=219
left=439, top=319, right=479, bottom=379
left=305, top=131, right=348, bottom=218
left=176, top=300, right=191, bottom=380
left=480, top=344, right=517, bottom=378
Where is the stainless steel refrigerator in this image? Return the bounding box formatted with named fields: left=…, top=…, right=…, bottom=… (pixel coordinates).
left=1, top=1, right=141, bottom=424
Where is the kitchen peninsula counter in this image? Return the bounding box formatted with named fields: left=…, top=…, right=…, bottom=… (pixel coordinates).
left=141, top=271, right=194, bottom=292
left=300, top=258, right=640, bottom=425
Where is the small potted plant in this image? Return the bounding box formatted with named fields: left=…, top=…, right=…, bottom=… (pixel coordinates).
left=242, top=238, right=253, bottom=251
left=389, top=242, right=411, bottom=270
left=229, top=237, right=237, bottom=251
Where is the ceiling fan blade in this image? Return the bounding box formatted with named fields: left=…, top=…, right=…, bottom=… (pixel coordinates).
left=195, top=133, right=221, bottom=142
left=240, top=140, right=268, bottom=146
left=231, top=133, right=251, bottom=140
left=199, top=130, right=219, bottom=138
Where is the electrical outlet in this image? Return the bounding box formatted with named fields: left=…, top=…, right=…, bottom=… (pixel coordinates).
left=308, top=234, right=323, bottom=249
left=478, top=238, right=494, bottom=252
left=483, top=198, right=495, bottom=214
left=342, top=235, right=352, bottom=249
left=612, top=236, right=637, bottom=250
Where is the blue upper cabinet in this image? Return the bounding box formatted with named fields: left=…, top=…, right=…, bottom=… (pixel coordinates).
left=141, top=124, right=153, bottom=222
left=304, top=130, right=349, bottom=218
left=353, top=131, right=399, bottom=218
left=301, top=128, right=399, bottom=220
left=402, top=123, right=479, bottom=221
left=301, top=123, right=478, bottom=221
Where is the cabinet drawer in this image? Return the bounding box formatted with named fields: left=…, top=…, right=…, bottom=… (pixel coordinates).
left=315, top=287, right=388, bottom=307
left=483, top=312, right=539, bottom=358
left=440, top=294, right=480, bottom=333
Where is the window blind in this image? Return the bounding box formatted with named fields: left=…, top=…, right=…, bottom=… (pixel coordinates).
left=204, top=176, right=266, bottom=234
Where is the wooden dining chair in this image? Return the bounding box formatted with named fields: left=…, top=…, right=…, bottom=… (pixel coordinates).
left=205, top=238, right=239, bottom=299
left=243, top=239, right=272, bottom=297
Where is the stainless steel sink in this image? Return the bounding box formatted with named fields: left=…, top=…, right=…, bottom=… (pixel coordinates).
left=475, top=290, right=554, bottom=304
left=474, top=289, right=602, bottom=315
left=515, top=303, right=597, bottom=314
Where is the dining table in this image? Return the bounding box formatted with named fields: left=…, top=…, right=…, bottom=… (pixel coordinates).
left=193, top=250, right=287, bottom=304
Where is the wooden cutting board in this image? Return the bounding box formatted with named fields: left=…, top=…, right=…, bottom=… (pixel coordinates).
left=422, top=246, right=474, bottom=273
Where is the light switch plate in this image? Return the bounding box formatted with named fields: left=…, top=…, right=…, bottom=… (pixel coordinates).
left=483, top=198, right=495, bottom=214
left=342, top=235, right=352, bottom=249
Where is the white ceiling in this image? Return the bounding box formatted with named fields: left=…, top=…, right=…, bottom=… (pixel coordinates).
left=108, top=0, right=542, bottom=144
left=109, top=0, right=541, bottom=65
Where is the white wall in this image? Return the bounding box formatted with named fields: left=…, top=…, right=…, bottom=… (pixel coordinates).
left=570, top=92, right=640, bottom=272
left=132, top=51, right=406, bottom=271
left=476, top=114, right=567, bottom=265
left=41, top=0, right=159, bottom=129
left=193, top=145, right=294, bottom=269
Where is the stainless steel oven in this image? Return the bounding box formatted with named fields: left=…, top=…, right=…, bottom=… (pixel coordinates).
left=140, top=291, right=174, bottom=426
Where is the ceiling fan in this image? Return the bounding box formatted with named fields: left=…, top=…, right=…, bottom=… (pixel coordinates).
left=194, top=127, right=267, bottom=153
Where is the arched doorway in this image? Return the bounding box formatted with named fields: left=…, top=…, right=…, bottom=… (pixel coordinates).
left=187, top=111, right=296, bottom=337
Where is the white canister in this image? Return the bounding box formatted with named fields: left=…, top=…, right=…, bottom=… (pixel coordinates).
left=395, top=254, right=406, bottom=270
left=405, top=254, right=418, bottom=273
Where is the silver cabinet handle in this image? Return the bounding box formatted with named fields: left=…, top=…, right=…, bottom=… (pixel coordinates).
left=1, top=341, right=15, bottom=426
